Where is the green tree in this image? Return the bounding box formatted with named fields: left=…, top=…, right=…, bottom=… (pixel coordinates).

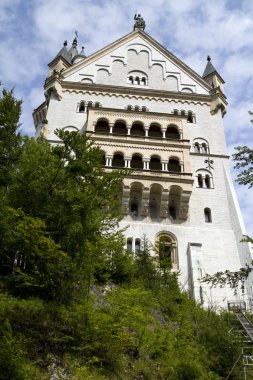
left=0, top=85, right=23, bottom=189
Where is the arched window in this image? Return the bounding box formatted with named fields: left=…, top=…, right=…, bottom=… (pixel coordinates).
left=187, top=111, right=195, bottom=123
left=193, top=139, right=209, bottom=154
left=130, top=122, right=145, bottom=137
left=196, top=170, right=213, bottom=189
left=148, top=124, right=162, bottom=138
left=168, top=158, right=181, bottom=173
left=141, top=77, right=146, bottom=85
left=79, top=101, right=85, bottom=112
left=156, top=233, right=178, bottom=270
left=128, top=71, right=148, bottom=86
left=127, top=238, right=133, bottom=252
left=135, top=239, right=141, bottom=252
left=198, top=174, right=203, bottom=188
left=131, top=154, right=143, bottom=169
left=204, top=208, right=212, bottom=223
left=113, top=121, right=127, bottom=135
left=168, top=186, right=181, bottom=221
left=150, top=156, right=162, bottom=171
left=112, top=153, right=124, bottom=168
left=194, top=142, right=200, bottom=153
left=166, top=125, right=180, bottom=139
left=95, top=119, right=110, bottom=134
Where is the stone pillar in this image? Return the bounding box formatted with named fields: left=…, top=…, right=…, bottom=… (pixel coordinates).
left=161, top=160, right=168, bottom=171
left=125, top=157, right=131, bottom=168
left=140, top=187, right=150, bottom=216
left=109, top=123, right=114, bottom=134
left=127, top=125, right=131, bottom=135
left=106, top=155, right=113, bottom=167
left=161, top=128, right=166, bottom=139
left=122, top=186, right=130, bottom=215
left=92, top=121, right=96, bottom=132
left=160, top=190, right=169, bottom=218
left=179, top=191, right=191, bottom=220
left=143, top=158, right=150, bottom=170
left=144, top=126, right=149, bottom=137
left=179, top=129, right=183, bottom=140
left=180, top=161, right=184, bottom=173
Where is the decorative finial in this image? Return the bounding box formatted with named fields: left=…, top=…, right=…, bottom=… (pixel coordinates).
left=75, top=30, right=79, bottom=38
left=64, top=40, right=67, bottom=47
left=207, top=55, right=211, bottom=62
left=134, top=13, right=146, bottom=31
left=72, top=37, right=77, bottom=46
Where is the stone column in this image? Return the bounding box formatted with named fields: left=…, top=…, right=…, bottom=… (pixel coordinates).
left=179, top=129, right=183, bottom=140
left=180, top=161, right=184, bottom=173
left=140, top=187, right=150, bottom=217
left=161, top=160, right=168, bottom=171
left=144, top=126, right=149, bottom=137
left=122, top=186, right=130, bottom=215
left=109, top=123, right=114, bottom=134
left=161, top=128, right=166, bottom=139
left=106, top=155, right=113, bottom=167
left=125, top=157, right=131, bottom=168
left=160, top=190, right=169, bottom=218
left=92, top=121, right=96, bottom=132
left=143, top=158, right=150, bottom=170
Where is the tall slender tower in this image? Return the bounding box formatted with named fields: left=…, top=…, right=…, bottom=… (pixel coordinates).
left=33, top=16, right=252, bottom=310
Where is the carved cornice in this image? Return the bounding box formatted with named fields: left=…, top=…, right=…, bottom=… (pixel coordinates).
left=96, top=141, right=184, bottom=153
left=62, top=82, right=211, bottom=106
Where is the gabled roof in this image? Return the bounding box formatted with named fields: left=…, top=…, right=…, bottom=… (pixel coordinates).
left=62, top=29, right=212, bottom=92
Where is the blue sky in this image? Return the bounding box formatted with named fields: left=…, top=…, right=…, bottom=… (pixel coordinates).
left=0, top=0, right=253, bottom=236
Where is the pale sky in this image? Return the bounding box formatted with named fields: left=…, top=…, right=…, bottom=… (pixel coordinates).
left=0, top=0, right=252, bottom=236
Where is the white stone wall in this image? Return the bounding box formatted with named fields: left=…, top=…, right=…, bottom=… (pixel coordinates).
left=41, top=33, right=252, bottom=311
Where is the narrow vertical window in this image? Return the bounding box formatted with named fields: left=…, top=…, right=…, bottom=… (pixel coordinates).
left=204, top=208, right=212, bottom=223
left=198, top=174, right=203, bottom=188
left=127, top=238, right=133, bottom=252
left=135, top=239, right=141, bottom=252
left=79, top=101, right=85, bottom=112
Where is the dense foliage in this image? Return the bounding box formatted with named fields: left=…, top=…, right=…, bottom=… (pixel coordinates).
left=0, top=86, right=245, bottom=379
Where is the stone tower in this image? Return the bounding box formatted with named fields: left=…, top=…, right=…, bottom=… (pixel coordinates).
left=33, top=16, right=252, bottom=310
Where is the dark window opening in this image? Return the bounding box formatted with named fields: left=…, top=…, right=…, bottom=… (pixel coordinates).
left=169, top=206, right=176, bottom=219
left=150, top=156, right=162, bottom=171
left=187, top=112, right=194, bottom=123
left=79, top=101, right=85, bottom=112
left=168, top=159, right=181, bottom=173
left=95, top=120, right=110, bottom=134
left=135, top=239, right=141, bottom=252
left=127, top=238, right=133, bottom=252
left=113, top=122, right=127, bottom=135
left=112, top=153, right=124, bottom=168
left=198, top=174, right=203, bottom=188
left=148, top=124, right=162, bottom=138
left=205, top=175, right=211, bottom=189
left=166, top=126, right=180, bottom=139
left=130, top=123, right=145, bottom=137
left=204, top=208, right=212, bottom=223
left=131, top=155, right=143, bottom=169
left=130, top=203, right=138, bottom=217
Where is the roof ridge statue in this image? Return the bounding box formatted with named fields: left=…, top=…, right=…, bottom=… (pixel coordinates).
left=134, top=13, right=146, bottom=31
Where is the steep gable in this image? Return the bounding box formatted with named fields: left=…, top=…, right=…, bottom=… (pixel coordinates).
left=63, top=30, right=210, bottom=95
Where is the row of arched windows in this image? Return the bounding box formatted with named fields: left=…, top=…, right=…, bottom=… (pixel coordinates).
left=103, top=152, right=182, bottom=172
left=94, top=119, right=181, bottom=139
left=128, top=76, right=147, bottom=85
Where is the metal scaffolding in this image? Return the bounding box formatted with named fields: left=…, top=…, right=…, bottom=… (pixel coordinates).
left=226, top=301, right=253, bottom=380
